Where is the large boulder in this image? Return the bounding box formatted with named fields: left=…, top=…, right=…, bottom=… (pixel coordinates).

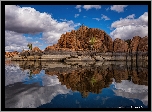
left=113, top=38, right=128, bottom=52
left=138, top=36, right=148, bottom=52
left=19, top=50, right=30, bottom=58
left=32, top=47, right=42, bottom=52
left=130, top=36, right=141, bottom=52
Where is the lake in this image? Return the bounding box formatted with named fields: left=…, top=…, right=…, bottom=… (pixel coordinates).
left=5, top=60, right=148, bottom=108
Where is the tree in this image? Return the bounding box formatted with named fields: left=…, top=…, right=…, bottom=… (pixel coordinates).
left=27, top=43, right=32, bottom=50
left=89, top=36, right=96, bottom=50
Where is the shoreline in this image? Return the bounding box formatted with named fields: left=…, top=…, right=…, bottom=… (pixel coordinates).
left=10, top=52, right=148, bottom=62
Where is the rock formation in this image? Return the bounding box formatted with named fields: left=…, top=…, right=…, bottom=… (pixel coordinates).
left=113, top=38, right=128, bottom=52
left=130, top=36, right=141, bottom=52
left=44, top=26, right=113, bottom=52
left=5, top=26, right=148, bottom=58
left=5, top=51, right=19, bottom=58
left=129, top=36, right=148, bottom=52
left=138, top=36, right=148, bottom=52
left=43, top=26, right=148, bottom=53
left=32, top=47, right=42, bottom=52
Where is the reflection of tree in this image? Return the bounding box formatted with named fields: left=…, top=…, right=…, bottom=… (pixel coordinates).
left=90, top=76, right=97, bottom=86
left=28, top=70, right=33, bottom=79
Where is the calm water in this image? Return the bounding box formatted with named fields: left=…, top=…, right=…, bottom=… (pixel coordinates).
left=5, top=60, right=148, bottom=108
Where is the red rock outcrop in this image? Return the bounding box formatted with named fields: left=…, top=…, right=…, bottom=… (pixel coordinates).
left=44, top=26, right=148, bottom=53
left=113, top=38, right=128, bottom=52
left=44, top=26, right=113, bottom=52
left=32, top=47, right=42, bottom=52
left=138, top=36, right=148, bottom=52
left=5, top=51, right=19, bottom=58
left=6, top=26, right=148, bottom=54
left=130, top=36, right=141, bottom=52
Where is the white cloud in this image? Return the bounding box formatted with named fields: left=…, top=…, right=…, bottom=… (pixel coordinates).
left=5, top=5, right=81, bottom=51
left=110, top=5, right=128, bottom=13
left=110, top=12, right=148, bottom=40
left=5, top=30, right=29, bottom=52
left=83, top=5, right=101, bottom=10
left=60, top=19, right=68, bottom=22
left=83, top=16, right=86, bottom=18
left=92, top=18, right=100, bottom=21
left=33, top=41, right=39, bottom=45
left=75, top=5, right=81, bottom=9
left=101, top=14, right=110, bottom=20
left=27, top=37, right=33, bottom=40
left=75, top=5, right=81, bottom=12
left=74, top=14, right=80, bottom=18
left=126, top=14, right=135, bottom=19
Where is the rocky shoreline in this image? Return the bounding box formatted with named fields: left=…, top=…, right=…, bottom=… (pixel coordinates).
left=10, top=51, right=148, bottom=62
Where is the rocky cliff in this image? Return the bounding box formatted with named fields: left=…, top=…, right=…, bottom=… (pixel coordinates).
left=44, top=26, right=148, bottom=53
left=45, top=26, right=113, bottom=52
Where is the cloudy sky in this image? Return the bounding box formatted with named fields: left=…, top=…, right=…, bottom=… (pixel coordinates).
left=5, top=5, right=148, bottom=52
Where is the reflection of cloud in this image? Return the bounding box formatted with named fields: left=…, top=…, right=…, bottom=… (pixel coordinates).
left=94, top=95, right=100, bottom=100
left=5, top=63, right=70, bottom=108
left=5, top=82, right=70, bottom=108
left=112, top=80, right=148, bottom=106
left=5, top=64, right=29, bottom=86
left=5, top=74, right=70, bottom=108
left=101, top=96, right=110, bottom=104
left=42, top=75, right=61, bottom=86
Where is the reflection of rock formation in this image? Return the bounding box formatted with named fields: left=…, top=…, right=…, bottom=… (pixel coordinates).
left=11, top=61, right=148, bottom=96
left=13, top=61, right=42, bottom=75
left=112, top=80, right=148, bottom=106
left=5, top=60, right=148, bottom=108
left=56, top=67, right=114, bottom=97
left=5, top=59, right=11, bottom=65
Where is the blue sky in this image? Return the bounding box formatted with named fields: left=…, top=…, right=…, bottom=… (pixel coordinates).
left=5, top=5, right=148, bottom=51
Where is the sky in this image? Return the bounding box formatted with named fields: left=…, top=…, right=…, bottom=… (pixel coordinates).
left=5, top=5, right=148, bottom=52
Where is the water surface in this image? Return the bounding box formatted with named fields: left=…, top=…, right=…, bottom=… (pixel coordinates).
left=5, top=60, right=148, bottom=108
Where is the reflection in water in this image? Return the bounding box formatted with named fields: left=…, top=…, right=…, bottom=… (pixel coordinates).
left=5, top=60, right=148, bottom=108
left=112, top=80, right=148, bottom=106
